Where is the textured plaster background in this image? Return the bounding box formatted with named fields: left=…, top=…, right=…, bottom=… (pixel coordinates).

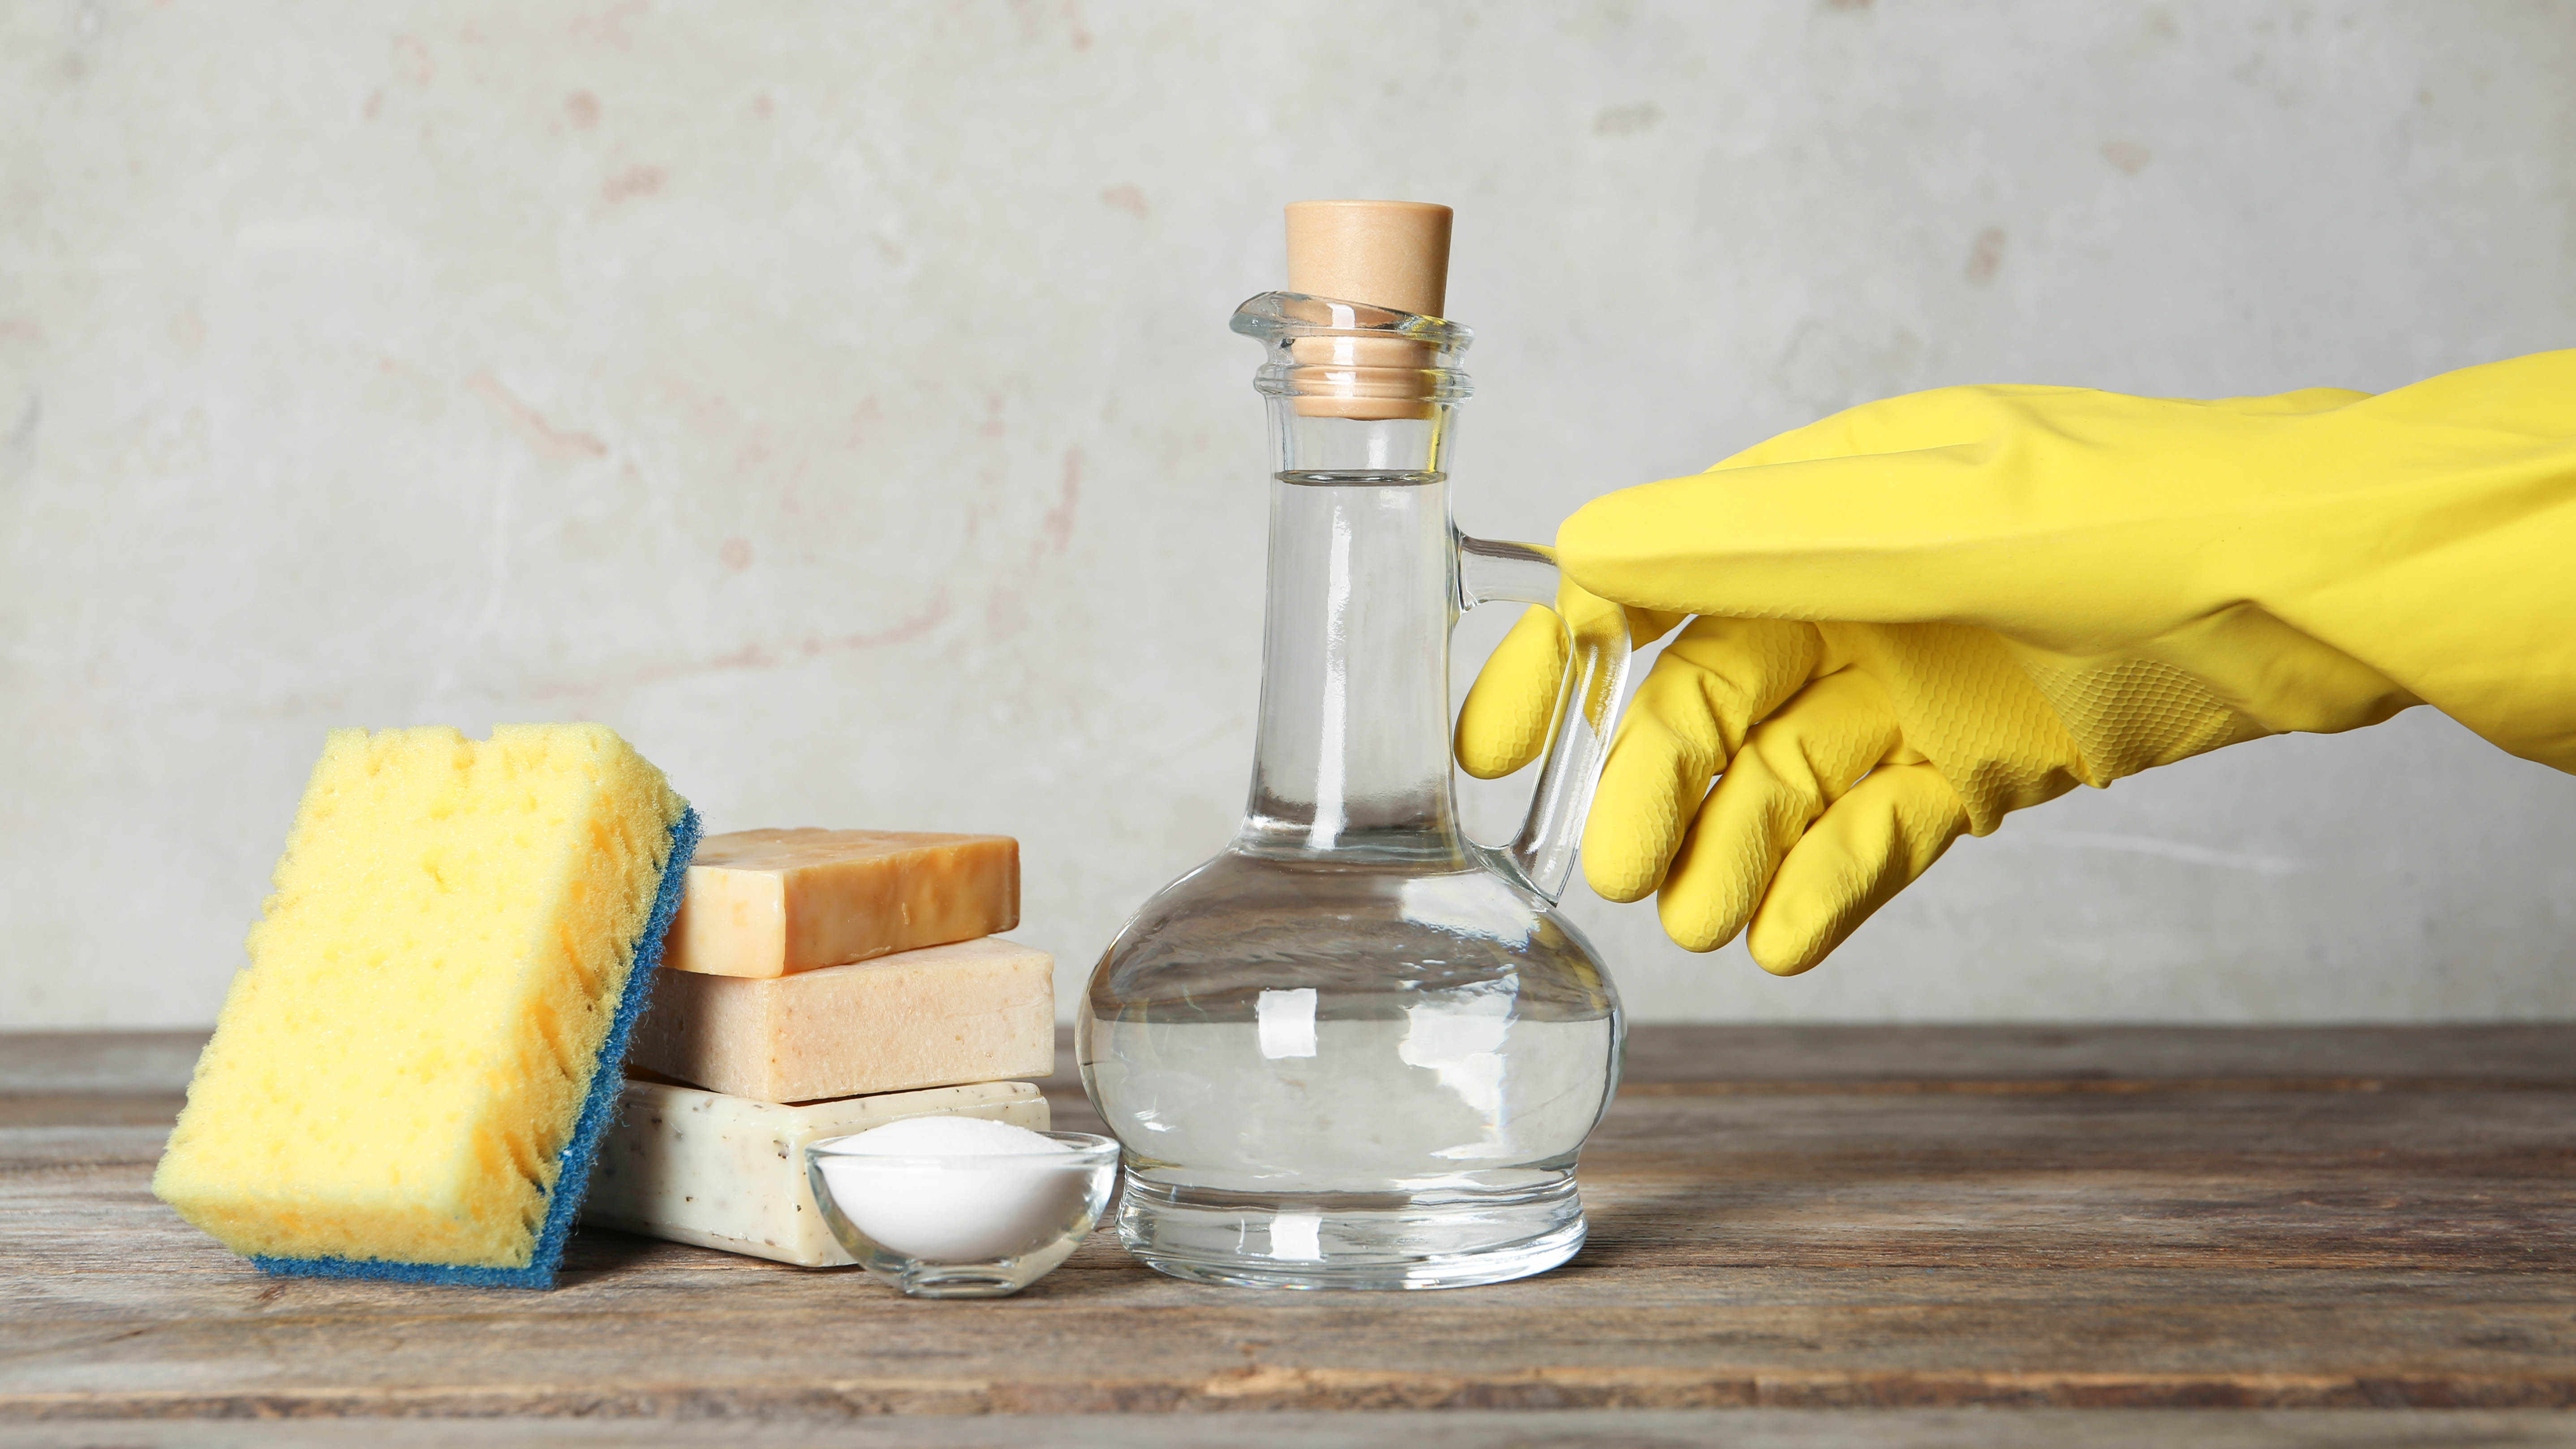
left=4, top=1, right=2572, bottom=1028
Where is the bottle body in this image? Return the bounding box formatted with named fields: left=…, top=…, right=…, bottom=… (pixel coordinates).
left=1080, top=847, right=1621, bottom=1289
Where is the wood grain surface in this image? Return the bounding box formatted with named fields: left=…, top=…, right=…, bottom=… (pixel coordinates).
left=5, top=1026, right=2572, bottom=1444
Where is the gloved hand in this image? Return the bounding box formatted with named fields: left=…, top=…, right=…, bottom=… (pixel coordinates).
left=1458, top=350, right=2576, bottom=975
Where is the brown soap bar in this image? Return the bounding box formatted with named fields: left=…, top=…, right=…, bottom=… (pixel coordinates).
left=662, top=828, right=1018, bottom=978
left=628, top=937, right=1056, bottom=1103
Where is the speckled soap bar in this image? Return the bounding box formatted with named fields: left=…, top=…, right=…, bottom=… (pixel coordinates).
left=582, top=1078, right=1049, bottom=1267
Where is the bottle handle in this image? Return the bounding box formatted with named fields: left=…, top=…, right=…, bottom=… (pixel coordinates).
left=1455, top=534, right=1634, bottom=904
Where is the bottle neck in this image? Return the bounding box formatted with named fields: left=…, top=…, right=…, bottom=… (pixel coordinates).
left=1242, top=405, right=1467, bottom=860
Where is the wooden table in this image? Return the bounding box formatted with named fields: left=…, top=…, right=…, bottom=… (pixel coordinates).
left=8, top=1026, right=2576, bottom=1448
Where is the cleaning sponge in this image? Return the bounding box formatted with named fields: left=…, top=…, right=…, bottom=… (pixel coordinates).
left=153, top=723, right=699, bottom=1288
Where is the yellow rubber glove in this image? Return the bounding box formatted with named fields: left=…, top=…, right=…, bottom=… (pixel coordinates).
left=1458, top=350, right=2576, bottom=975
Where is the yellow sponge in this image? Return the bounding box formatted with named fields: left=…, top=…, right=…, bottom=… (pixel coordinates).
left=153, top=723, right=697, bottom=1288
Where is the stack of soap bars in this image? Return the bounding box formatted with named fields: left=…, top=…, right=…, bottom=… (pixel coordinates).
left=581, top=828, right=1056, bottom=1266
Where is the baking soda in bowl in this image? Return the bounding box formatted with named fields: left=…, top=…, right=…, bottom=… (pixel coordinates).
left=805, top=1119, right=1121, bottom=1298
left=819, top=1119, right=1082, bottom=1259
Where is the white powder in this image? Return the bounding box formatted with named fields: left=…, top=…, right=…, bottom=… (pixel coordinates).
left=832, top=1116, right=1074, bottom=1157
left=813, top=1115, right=1089, bottom=1262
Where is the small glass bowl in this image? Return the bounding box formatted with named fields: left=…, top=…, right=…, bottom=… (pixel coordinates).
left=804, top=1131, right=1120, bottom=1298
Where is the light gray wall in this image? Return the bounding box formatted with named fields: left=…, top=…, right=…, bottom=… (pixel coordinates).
left=5, top=2, right=2572, bottom=1028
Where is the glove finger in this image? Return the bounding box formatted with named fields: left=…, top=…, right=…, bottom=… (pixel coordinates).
left=1582, top=617, right=1823, bottom=903
left=1456, top=603, right=1690, bottom=780
left=1651, top=670, right=1902, bottom=951
left=1455, top=606, right=1568, bottom=779
left=1744, top=761, right=1971, bottom=976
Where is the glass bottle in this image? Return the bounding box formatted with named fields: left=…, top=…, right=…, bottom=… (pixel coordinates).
left=1077, top=290, right=1634, bottom=1290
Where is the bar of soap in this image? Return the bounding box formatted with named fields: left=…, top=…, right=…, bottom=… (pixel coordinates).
left=629, top=937, right=1056, bottom=1102
left=582, top=1079, right=1049, bottom=1266
left=664, top=828, right=1018, bottom=978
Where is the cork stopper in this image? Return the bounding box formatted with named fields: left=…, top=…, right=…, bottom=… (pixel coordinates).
left=1285, top=201, right=1452, bottom=317
left=1282, top=200, right=1453, bottom=421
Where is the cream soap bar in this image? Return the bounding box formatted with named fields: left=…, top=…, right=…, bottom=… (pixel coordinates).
left=583, top=1079, right=1048, bottom=1266
left=629, top=937, right=1056, bottom=1102
left=665, top=828, right=1019, bottom=978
